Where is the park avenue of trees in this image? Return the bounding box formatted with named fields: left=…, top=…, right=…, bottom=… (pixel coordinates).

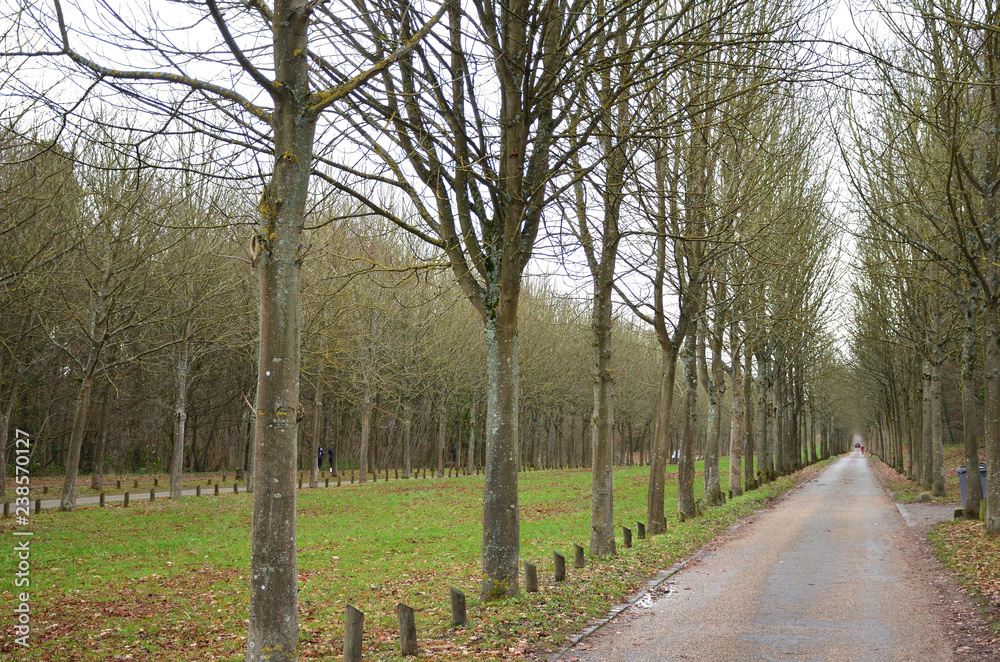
left=2, top=0, right=999, bottom=660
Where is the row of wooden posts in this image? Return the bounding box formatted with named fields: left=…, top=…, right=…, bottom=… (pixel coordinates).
left=1, top=463, right=481, bottom=516
left=342, top=521, right=649, bottom=659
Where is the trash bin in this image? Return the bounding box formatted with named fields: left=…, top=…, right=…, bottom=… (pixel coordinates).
left=956, top=463, right=988, bottom=507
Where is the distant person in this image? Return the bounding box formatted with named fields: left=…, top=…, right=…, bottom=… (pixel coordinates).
left=328, top=446, right=335, bottom=473
left=317, top=446, right=325, bottom=470
left=451, top=444, right=457, bottom=468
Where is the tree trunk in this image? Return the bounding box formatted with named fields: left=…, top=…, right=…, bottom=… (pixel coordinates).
left=728, top=340, right=744, bottom=498
left=589, top=276, right=616, bottom=554
left=310, top=381, right=322, bottom=488
left=647, top=343, right=679, bottom=535
left=170, top=347, right=189, bottom=500
left=403, top=401, right=412, bottom=478
left=985, top=315, right=1000, bottom=534
left=962, top=298, right=982, bottom=517
left=743, top=351, right=756, bottom=490
left=931, top=360, right=946, bottom=496
left=359, top=384, right=373, bottom=483
left=677, top=329, right=698, bottom=519
left=467, top=401, right=475, bottom=472
left=60, top=372, right=95, bottom=512
left=921, top=359, right=933, bottom=490
left=480, top=315, right=520, bottom=600
left=437, top=397, right=447, bottom=477
left=91, top=381, right=112, bottom=491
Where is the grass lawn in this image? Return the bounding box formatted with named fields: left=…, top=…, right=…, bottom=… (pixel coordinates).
left=870, top=443, right=973, bottom=504
left=1, top=458, right=829, bottom=661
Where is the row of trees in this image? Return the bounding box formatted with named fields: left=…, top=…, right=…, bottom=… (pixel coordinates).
left=844, top=0, right=1000, bottom=528
left=4, top=0, right=860, bottom=659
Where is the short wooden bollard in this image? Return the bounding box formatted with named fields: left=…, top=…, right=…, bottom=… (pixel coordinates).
left=298, top=477, right=302, bottom=489
left=153, top=478, right=158, bottom=487
left=351, top=470, right=355, bottom=484
left=325, top=478, right=330, bottom=488
left=423, top=467, right=427, bottom=479
left=637, top=522, right=646, bottom=540
left=116, top=479, right=121, bottom=489
left=450, top=587, right=467, bottom=626
left=133, top=479, right=139, bottom=488
left=3, top=502, right=8, bottom=518
left=34, top=499, right=41, bottom=514
left=214, top=483, right=220, bottom=496
left=43, top=486, right=48, bottom=494
left=396, top=603, right=418, bottom=656
left=623, top=526, right=632, bottom=549
left=344, top=604, right=364, bottom=662
left=223, top=474, right=227, bottom=482
left=554, top=552, right=566, bottom=582
left=100, top=492, right=106, bottom=507
left=196, top=485, right=201, bottom=497
left=337, top=475, right=342, bottom=487
left=524, top=561, right=539, bottom=592
left=574, top=543, right=585, bottom=568
left=233, top=483, right=238, bottom=494
left=123, top=491, right=130, bottom=508
left=385, top=468, right=389, bottom=481
left=395, top=469, right=399, bottom=480
left=150, top=489, right=156, bottom=502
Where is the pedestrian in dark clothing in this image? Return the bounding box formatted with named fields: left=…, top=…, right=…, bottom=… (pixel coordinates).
left=328, top=446, right=335, bottom=473
left=317, top=446, right=325, bottom=470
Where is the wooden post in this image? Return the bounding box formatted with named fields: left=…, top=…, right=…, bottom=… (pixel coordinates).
left=233, top=483, right=238, bottom=494
left=423, top=467, right=426, bottom=479
left=34, top=499, right=41, bottom=514
left=298, top=477, right=302, bottom=489
left=623, top=526, right=632, bottom=549
left=43, top=486, right=48, bottom=494
left=385, top=467, right=389, bottom=482
left=223, top=474, right=227, bottom=482
left=351, top=469, right=355, bottom=484
left=396, top=603, right=418, bottom=656
left=449, top=587, right=467, bottom=626
left=153, top=478, right=158, bottom=487
left=214, top=483, right=219, bottom=496
left=574, top=543, right=585, bottom=568
left=637, top=522, right=646, bottom=540
left=554, top=552, right=566, bottom=582
left=124, top=491, right=130, bottom=508
left=150, top=489, right=155, bottom=502
left=100, top=492, right=105, bottom=507
left=395, top=469, right=398, bottom=480
left=325, top=477, right=330, bottom=488
left=196, top=484, right=201, bottom=497
left=524, top=561, right=538, bottom=592
left=116, top=479, right=121, bottom=489
left=344, top=604, right=364, bottom=662
left=337, top=475, right=341, bottom=487
left=3, top=502, right=8, bottom=518
left=133, top=479, right=139, bottom=488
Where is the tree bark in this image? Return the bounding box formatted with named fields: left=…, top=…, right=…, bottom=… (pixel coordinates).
left=589, top=266, right=616, bottom=555
left=728, top=338, right=744, bottom=498
left=359, top=384, right=373, bottom=483
left=647, top=345, right=679, bottom=535
left=962, top=297, right=982, bottom=517
left=170, top=345, right=189, bottom=500
left=921, top=359, right=933, bottom=490
left=437, top=397, right=447, bottom=477
left=677, top=328, right=698, bottom=519
left=481, top=316, right=520, bottom=599
left=403, top=401, right=412, bottom=478
left=310, top=380, right=322, bottom=488
left=91, top=381, right=112, bottom=491
left=985, top=315, right=1000, bottom=534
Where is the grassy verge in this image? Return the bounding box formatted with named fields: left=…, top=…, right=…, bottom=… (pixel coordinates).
left=929, top=520, right=1000, bottom=636
left=869, top=443, right=970, bottom=504
left=0, top=459, right=831, bottom=661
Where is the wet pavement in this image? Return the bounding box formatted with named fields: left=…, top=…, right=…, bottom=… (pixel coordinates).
left=559, top=452, right=957, bottom=661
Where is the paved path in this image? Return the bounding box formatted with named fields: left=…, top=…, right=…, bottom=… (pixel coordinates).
left=562, top=452, right=956, bottom=662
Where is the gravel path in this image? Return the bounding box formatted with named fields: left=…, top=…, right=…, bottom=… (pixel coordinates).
left=559, top=452, right=964, bottom=662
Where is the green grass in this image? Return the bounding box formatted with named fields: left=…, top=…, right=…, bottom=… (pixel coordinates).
left=0, top=458, right=830, bottom=661
left=870, top=443, right=971, bottom=503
